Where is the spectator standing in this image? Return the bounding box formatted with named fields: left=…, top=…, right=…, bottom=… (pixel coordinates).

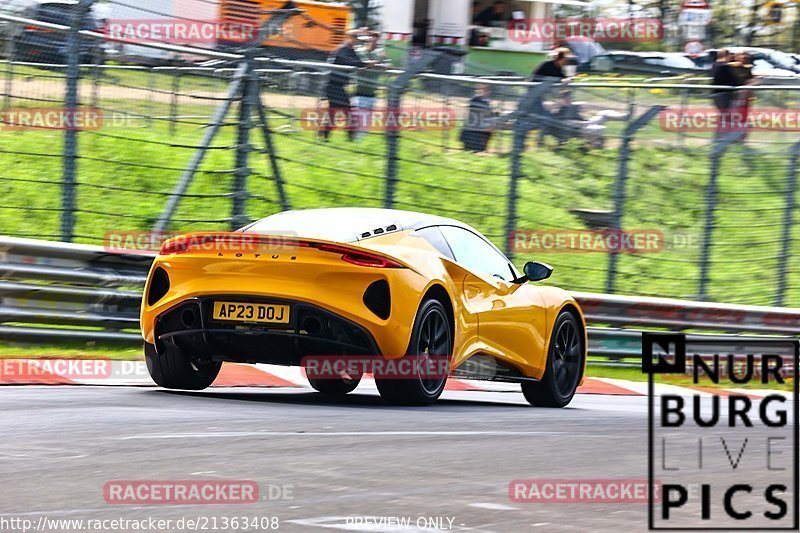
left=352, top=31, right=389, bottom=141
left=323, top=29, right=366, bottom=141
left=460, top=85, right=495, bottom=152
left=530, top=49, right=570, bottom=133
left=711, top=49, right=741, bottom=128
left=473, top=1, right=507, bottom=27
left=532, top=48, right=569, bottom=81
left=731, top=51, right=757, bottom=129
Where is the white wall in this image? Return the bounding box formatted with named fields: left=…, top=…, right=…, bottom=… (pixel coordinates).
left=382, top=0, right=414, bottom=35
left=428, top=0, right=469, bottom=38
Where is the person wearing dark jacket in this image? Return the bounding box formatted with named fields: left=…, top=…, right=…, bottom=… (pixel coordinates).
left=460, top=85, right=494, bottom=152
left=532, top=49, right=568, bottom=81
left=529, top=49, right=569, bottom=132
left=730, top=51, right=758, bottom=135
left=323, top=30, right=366, bottom=141
left=711, top=49, right=740, bottom=120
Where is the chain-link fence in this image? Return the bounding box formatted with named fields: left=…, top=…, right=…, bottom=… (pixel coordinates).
left=1, top=0, right=799, bottom=309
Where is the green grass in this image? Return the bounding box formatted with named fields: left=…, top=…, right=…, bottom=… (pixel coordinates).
left=587, top=364, right=794, bottom=391
left=0, top=343, right=142, bottom=360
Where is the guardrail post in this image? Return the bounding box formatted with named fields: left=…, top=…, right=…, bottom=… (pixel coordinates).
left=230, top=55, right=255, bottom=230
left=505, top=79, right=553, bottom=261
left=775, top=140, right=800, bottom=306
left=605, top=105, right=665, bottom=294
left=698, top=131, right=745, bottom=300
left=384, top=50, right=440, bottom=209
left=61, top=0, right=94, bottom=242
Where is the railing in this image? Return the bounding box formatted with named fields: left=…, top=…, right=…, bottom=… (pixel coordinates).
left=2, top=237, right=798, bottom=366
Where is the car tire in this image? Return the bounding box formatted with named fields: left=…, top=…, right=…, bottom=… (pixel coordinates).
left=145, top=342, right=222, bottom=390
left=522, top=310, right=584, bottom=408
left=307, top=375, right=362, bottom=395
left=376, top=299, right=452, bottom=406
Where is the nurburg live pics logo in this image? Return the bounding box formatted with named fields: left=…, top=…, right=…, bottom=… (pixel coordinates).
left=643, top=332, right=799, bottom=530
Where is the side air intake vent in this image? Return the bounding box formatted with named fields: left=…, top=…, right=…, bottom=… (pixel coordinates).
left=147, top=267, right=170, bottom=306
left=363, top=280, right=391, bottom=320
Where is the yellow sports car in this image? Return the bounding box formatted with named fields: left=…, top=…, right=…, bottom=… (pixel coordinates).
left=141, top=208, right=587, bottom=406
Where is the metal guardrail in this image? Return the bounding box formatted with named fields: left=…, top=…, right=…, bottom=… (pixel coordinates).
left=1, top=237, right=798, bottom=364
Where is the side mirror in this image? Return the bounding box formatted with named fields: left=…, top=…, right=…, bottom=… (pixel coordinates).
left=513, top=261, right=554, bottom=284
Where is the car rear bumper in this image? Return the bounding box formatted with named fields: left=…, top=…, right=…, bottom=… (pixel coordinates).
left=140, top=253, right=432, bottom=358
left=153, top=296, right=382, bottom=364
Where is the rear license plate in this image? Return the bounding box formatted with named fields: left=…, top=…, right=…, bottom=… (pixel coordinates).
left=212, top=302, right=290, bottom=324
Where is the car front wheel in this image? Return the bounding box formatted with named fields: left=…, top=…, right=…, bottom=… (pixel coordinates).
left=522, top=310, right=584, bottom=407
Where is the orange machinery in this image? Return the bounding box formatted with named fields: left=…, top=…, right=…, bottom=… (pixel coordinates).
left=219, top=0, right=353, bottom=57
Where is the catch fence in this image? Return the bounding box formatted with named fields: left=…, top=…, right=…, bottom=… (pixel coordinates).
left=1, top=1, right=799, bottom=308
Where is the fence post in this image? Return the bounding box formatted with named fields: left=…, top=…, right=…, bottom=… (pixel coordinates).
left=384, top=50, right=439, bottom=209
left=3, top=29, right=15, bottom=112
left=698, top=131, right=745, bottom=300
left=253, top=72, right=290, bottom=211
left=230, top=56, right=255, bottom=230
left=505, top=79, right=553, bottom=261
left=61, top=0, right=94, bottom=242
left=153, top=60, right=249, bottom=233
left=605, top=105, right=665, bottom=294
left=775, top=140, right=800, bottom=306
left=169, top=68, right=180, bottom=135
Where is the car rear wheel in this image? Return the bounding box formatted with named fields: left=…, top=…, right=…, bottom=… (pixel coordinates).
left=522, top=310, right=584, bottom=408
left=376, top=299, right=452, bottom=406
left=307, top=374, right=362, bottom=395
left=145, top=342, right=222, bottom=390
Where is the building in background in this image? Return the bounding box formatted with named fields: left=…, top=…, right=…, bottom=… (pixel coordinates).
left=381, top=0, right=593, bottom=74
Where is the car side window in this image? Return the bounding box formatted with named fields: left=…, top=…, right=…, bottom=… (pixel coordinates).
left=438, top=226, right=512, bottom=281
left=416, top=227, right=455, bottom=260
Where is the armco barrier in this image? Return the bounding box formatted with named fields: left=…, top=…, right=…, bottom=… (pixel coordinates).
left=1, top=237, right=798, bottom=364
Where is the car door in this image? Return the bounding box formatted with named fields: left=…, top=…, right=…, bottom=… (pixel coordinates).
left=437, top=226, right=547, bottom=371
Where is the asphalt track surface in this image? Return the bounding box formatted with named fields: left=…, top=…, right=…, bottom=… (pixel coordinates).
left=0, top=385, right=792, bottom=532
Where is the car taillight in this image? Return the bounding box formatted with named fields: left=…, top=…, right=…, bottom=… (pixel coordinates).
left=158, top=234, right=403, bottom=268
left=316, top=243, right=404, bottom=268
left=159, top=234, right=311, bottom=256
left=160, top=235, right=215, bottom=255
left=25, top=26, right=54, bottom=32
